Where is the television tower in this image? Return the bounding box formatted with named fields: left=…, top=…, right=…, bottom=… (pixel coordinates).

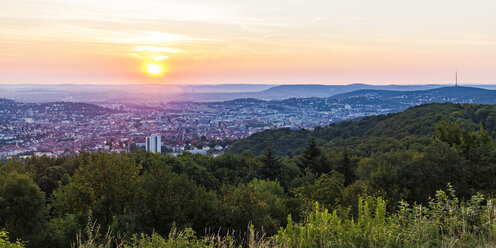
left=455, top=71, right=458, bottom=87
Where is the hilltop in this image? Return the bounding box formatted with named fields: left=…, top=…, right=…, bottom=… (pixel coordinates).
left=332, top=86, right=496, bottom=104
left=229, top=102, right=496, bottom=156
left=0, top=83, right=447, bottom=103
left=257, top=83, right=444, bottom=99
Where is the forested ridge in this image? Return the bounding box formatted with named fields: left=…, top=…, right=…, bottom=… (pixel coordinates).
left=229, top=103, right=496, bottom=156
left=2, top=103, right=496, bottom=247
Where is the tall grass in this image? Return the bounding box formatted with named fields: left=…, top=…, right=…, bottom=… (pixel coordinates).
left=273, top=184, right=496, bottom=248
left=18, top=184, right=496, bottom=248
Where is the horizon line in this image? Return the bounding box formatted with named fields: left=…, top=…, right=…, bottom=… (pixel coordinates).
left=2, top=82, right=494, bottom=86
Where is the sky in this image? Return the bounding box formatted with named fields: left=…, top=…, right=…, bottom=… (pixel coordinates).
left=1, top=0, right=495, bottom=85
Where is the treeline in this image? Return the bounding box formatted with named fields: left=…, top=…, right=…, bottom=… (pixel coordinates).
left=229, top=103, right=496, bottom=156
left=6, top=186, right=496, bottom=247
left=2, top=103, right=496, bottom=247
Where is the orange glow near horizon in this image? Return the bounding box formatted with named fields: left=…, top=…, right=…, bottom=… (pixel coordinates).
left=1, top=1, right=496, bottom=85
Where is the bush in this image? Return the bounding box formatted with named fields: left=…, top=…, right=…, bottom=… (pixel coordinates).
left=273, top=185, right=496, bottom=247
left=0, top=231, right=26, bottom=248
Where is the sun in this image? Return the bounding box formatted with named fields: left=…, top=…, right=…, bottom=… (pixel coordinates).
left=146, top=64, right=163, bottom=75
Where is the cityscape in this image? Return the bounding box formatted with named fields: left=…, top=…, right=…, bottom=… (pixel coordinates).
left=3, top=0, right=496, bottom=247
left=2, top=84, right=496, bottom=158
left=0, top=95, right=380, bottom=158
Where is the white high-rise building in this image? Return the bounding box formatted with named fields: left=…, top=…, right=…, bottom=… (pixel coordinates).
left=146, top=134, right=161, bottom=154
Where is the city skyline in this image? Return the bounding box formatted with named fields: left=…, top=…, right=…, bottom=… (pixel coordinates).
left=1, top=0, right=496, bottom=85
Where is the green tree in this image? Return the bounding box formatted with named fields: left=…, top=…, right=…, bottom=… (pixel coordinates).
left=334, top=147, right=356, bottom=186
left=296, top=138, right=330, bottom=175
left=434, top=120, right=496, bottom=195
left=0, top=231, right=26, bottom=248
left=26, top=156, right=78, bottom=195
left=294, top=170, right=345, bottom=208
left=0, top=172, right=47, bottom=246
left=135, top=163, right=219, bottom=235
left=219, top=179, right=287, bottom=235
left=258, top=145, right=282, bottom=181
left=52, top=152, right=141, bottom=229
left=356, top=150, right=421, bottom=205
left=46, top=214, right=79, bottom=248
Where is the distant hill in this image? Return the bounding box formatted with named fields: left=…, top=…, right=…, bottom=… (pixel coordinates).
left=253, top=84, right=444, bottom=100
left=172, top=84, right=447, bottom=102
left=0, top=83, right=448, bottom=103
left=258, top=85, right=341, bottom=98
left=5, top=83, right=496, bottom=103
left=179, top=84, right=274, bottom=93
left=229, top=103, right=496, bottom=157
left=333, top=86, right=496, bottom=103
left=0, top=98, right=117, bottom=122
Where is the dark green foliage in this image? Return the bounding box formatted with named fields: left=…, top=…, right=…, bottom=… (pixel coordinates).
left=296, top=138, right=331, bottom=175
left=333, top=147, right=356, bottom=186
left=356, top=150, right=421, bottom=204
left=229, top=103, right=496, bottom=157
left=258, top=145, right=282, bottom=181
left=228, top=128, right=311, bottom=157
left=274, top=187, right=496, bottom=248
left=434, top=120, right=496, bottom=194
left=52, top=152, right=141, bottom=228
left=294, top=170, right=345, bottom=209
left=0, top=172, right=47, bottom=246
left=2, top=103, right=496, bottom=247
left=0, top=231, right=26, bottom=248
left=42, top=187, right=496, bottom=247
left=26, top=156, right=78, bottom=196
left=135, top=163, right=218, bottom=235
left=219, top=179, right=287, bottom=235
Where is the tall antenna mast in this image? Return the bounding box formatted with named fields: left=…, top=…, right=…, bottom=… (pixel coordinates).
left=455, top=70, right=458, bottom=87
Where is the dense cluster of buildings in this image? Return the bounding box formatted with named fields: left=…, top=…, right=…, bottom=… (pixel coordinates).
left=0, top=96, right=406, bottom=158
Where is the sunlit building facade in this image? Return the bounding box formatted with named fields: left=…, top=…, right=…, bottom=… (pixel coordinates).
left=146, top=134, right=161, bottom=154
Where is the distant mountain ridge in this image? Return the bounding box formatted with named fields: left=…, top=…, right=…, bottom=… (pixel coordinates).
left=228, top=86, right=496, bottom=156
left=172, top=86, right=496, bottom=127
left=0, top=83, right=454, bottom=103
left=0, top=98, right=117, bottom=122
left=331, top=86, right=496, bottom=104
left=254, top=84, right=444, bottom=99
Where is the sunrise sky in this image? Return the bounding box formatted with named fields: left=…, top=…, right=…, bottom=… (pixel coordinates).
left=1, top=0, right=495, bottom=85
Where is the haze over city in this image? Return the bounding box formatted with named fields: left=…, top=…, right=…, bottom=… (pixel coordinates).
left=5, top=1, right=496, bottom=248
left=2, top=0, right=496, bottom=85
